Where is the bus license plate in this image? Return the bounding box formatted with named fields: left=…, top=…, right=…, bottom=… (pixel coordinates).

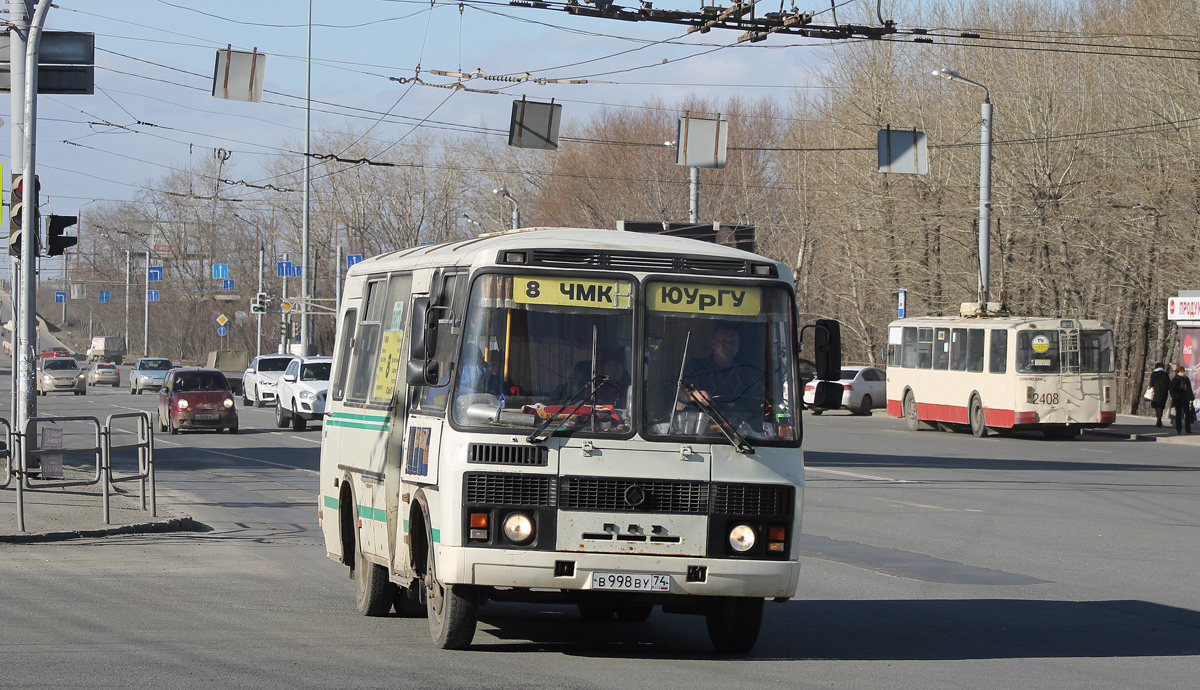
left=194, top=413, right=220, bottom=421
left=591, top=572, right=671, bottom=592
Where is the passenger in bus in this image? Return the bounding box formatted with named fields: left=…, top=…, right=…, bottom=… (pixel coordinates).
left=1169, top=364, right=1194, bottom=435
left=1149, top=363, right=1171, bottom=428
left=681, top=324, right=764, bottom=424
left=594, top=352, right=630, bottom=409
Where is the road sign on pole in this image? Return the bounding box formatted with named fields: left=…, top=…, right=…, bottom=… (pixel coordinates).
left=898, top=289, right=907, bottom=318
left=216, top=314, right=229, bottom=326
left=280, top=301, right=294, bottom=314
left=222, top=279, right=235, bottom=291
left=148, top=266, right=163, bottom=282
left=346, top=254, right=363, bottom=268
left=289, top=265, right=302, bottom=278
left=147, top=290, right=160, bottom=302
left=276, top=261, right=291, bottom=277
left=54, top=291, right=66, bottom=303
left=212, top=263, right=229, bottom=280
left=217, top=326, right=228, bottom=337
left=98, top=291, right=110, bottom=304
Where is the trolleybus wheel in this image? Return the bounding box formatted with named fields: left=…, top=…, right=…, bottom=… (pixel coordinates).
left=969, top=395, right=987, bottom=438
left=616, top=604, right=653, bottom=622
left=352, top=531, right=394, bottom=617
left=856, top=395, right=873, bottom=416
left=705, top=596, right=764, bottom=654
left=425, top=529, right=478, bottom=649
left=903, top=391, right=920, bottom=431
left=393, top=582, right=426, bottom=618
left=577, top=603, right=615, bottom=621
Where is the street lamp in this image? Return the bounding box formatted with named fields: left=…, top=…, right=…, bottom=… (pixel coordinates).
left=493, top=188, right=521, bottom=231
left=932, top=68, right=993, bottom=304
left=462, top=213, right=483, bottom=231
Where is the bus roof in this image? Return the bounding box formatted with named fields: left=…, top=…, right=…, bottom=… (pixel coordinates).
left=346, top=227, right=792, bottom=282
left=888, top=315, right=1111, bottom=330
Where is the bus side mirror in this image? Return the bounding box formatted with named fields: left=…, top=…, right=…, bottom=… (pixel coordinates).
left=410, top=297, right=431, bottom=359
left=813, top=318, right=842, bottom=381
left=406, top=359, right=440, bottom=386
left=810, top=381, right=844, bottom=409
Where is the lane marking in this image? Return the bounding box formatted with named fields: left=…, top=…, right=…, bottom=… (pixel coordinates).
left=806, top=466, right=915, bottom=483
left=289, top=435, right=322, bottom=445
left=1080, top=448, right=1112, bottom=454
left=877, top=498, right=982, bottom=513
left=197, top=448, right=319, bottom=475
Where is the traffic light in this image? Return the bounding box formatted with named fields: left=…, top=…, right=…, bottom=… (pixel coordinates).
left=46, top=215, right=78, bottom=256
left=8, top=174, right=40, bottom=257
left=251, top=292, right=267, bottom=313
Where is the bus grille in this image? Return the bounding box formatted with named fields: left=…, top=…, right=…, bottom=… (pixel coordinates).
left=711, top=483, right=794, bottom=517
left=558, top=477, right=709, bottom=513
left=529, top=249, right=749, bottom=276
left=464, top=472, right=555, bottom=507
left=466, top=443, right=548, bottom=466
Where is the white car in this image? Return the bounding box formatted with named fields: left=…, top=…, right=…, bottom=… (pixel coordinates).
left=274, top=356, right=332, bottom=431
left=804, top=366, right=887, bottom=415
left=242, top=354, right=296, bottom=407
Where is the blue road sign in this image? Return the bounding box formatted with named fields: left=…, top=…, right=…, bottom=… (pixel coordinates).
left=289, top=265, right=302, bottom=278
left=217, top=326, right=228, bottom=337
left=98, top=291, right=111, bottom=304
left=276, top=261, right=291, bottom=277
left=212, top=264, right=229, bottom=280
left=223, top=279, right=235, bottom=291
left=898, top=289, right=907, bottom=318
left=147, top=290, right=160, bottom=302
left=54, top=291, right=66, bottom=304
left=148, top=266, right=163, bottom=282
left=346, top=254, right=363, bottom=268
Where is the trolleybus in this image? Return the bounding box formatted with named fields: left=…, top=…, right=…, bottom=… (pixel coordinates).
left=885, top=314, right=1117, bottom=438
left=317, top=227, right=840, bottom=652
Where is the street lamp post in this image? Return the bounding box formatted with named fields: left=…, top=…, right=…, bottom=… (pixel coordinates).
left=493, top=188, right=521, bottom=230
left=932, top=68, right=993, bottom=304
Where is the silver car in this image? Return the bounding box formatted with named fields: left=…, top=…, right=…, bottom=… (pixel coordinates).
left=87, top=362, right=121, bottom=387
left=38, top=357, right=86, bottom=396
left=130, top=357, right=174, bottom=394
left=804, top=366, right=887, bottom=415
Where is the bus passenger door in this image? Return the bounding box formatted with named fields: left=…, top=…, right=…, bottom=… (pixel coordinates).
left=1059, top=325, right=1089, bottom=415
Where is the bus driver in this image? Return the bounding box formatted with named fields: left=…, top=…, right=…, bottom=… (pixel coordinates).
left=681, top=324, right=764, bottom=422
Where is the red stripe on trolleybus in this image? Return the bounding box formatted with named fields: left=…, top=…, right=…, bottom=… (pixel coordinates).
left=984, top=408, right=1016, bottom=427
left=887, top=399, right=902, bottom=417
left=915, top=402, right=970, bottom=424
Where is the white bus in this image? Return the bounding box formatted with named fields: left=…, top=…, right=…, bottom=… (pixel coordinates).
left=318, top=227, right=839, bottom=652
left=885, top=315, right=1117, bottom=438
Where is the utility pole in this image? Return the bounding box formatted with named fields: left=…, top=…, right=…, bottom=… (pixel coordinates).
left=335, top=246, right=343, bottom=316
left=280, top=251, right=289, bottom=355
left=689, top=167, right=699, bottom=223
left=143, top=251, right=149, bottom=356
left=299, top=0, right=313, bottom=357
left=256, top=246, right=264, bottom=357
left=124, top=250, right=130, bottom=345
left=8, top=0, right=28, bottom=434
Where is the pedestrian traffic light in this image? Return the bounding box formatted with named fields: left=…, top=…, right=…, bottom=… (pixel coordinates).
left=8, top=174, right=40, bottom=257
left=46, top=215, right=78, bottom=256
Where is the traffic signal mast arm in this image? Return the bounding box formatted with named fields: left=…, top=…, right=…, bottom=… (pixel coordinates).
left=508, top=0, right=896, bottom=42
left=251, top=294, right=336, bottom=314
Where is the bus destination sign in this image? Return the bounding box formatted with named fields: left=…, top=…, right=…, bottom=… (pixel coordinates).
left=647, top=281, right=761, bottom=316
left=514, top=276, right=633, bottom=309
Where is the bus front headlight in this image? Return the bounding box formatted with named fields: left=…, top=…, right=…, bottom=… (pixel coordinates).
left=502, top=512, right=535, bottom=545
left=728, top=524, right=756, bottom=552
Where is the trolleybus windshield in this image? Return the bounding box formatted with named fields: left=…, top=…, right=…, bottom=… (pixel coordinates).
left=642, top=281, right=798, bottom=446
left=452, top=273, right=635, bottom=435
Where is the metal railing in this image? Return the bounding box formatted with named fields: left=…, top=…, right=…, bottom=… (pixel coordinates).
left=2, top=412, right=155, bottom=532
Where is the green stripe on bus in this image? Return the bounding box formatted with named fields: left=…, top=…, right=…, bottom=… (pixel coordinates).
left=355, top=504, right=388, bottom=522
left=431, top=528, right=440, bottom=543
left=374, top=508, right=387, bottom=522
left=328, top=411, right=389, bottom=422
left=323, top=495, right=338, bottom=509
left=326, top=419, right=389, bottom=431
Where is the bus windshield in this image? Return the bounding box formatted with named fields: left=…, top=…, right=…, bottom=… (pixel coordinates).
left=452, top=273, right=635, bottom=435
left=642, top=282, right=797, bottom=446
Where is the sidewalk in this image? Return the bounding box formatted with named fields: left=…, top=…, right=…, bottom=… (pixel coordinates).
left=1083, top=413, right=1200, bottom=445
left=0, top=479, right=193, bottom=543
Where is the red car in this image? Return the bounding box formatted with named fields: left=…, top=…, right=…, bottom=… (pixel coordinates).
left=40, top=346, right=71, bottom=359
left=157, top=368, right=239, bottom=434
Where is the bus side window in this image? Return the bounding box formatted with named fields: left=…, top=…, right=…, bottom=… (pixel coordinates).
left=966, top=329, right=985, bottom=372
left=412, top=273, right=464, bottom=415
left=949, top=328, right=967, bottom=370
left=917, top=328, right=933, bottom=369
left=348, top=279, right=388, bottom=402
left=933, top=328, right=949, bottom=370
left=331, top=308, right=359, bottom=401
left=989, top=329, right=1008, bottom=374
left=902, top=327, right=918, bottom=368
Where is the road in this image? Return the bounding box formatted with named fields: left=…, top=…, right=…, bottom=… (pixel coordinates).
left=3, top=371, right=1200, bottom=688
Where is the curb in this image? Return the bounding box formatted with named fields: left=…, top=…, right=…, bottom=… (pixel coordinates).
left=0, top=516, right=199, bottom=544
left=1084, top=429, right=1156, bottom=442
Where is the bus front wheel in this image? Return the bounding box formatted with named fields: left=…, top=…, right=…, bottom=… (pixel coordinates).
left=426, top=531, right=478, bottom=649
left=969, top=395, right=987, bottom=438
left=903, top=391, right=921, bottom=431
left=706, top=596, right=763, bottom=654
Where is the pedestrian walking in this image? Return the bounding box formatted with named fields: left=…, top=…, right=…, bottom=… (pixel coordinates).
left=1149, top=363, right=1171, bottom=428
left=1168, top=364, right=1194, bottom=435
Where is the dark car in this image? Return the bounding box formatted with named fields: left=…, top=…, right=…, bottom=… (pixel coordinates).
left=157, top=368, right=238, bottom=434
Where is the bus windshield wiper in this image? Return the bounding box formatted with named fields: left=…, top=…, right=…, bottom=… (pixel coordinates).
left=679, top=381, right=755, bottom=455
left=526, top=374, right=610, bottom=444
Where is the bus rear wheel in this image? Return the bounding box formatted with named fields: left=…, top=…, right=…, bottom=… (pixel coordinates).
left=903, top=391, right=920, bottom=431
left=426, top=530, right=478, bottom=649
left=706, top=596, right=763, bottom=654
left=969, top=395, right=988, bottom=438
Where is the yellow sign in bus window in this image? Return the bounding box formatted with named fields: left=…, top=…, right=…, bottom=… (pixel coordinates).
left=647, top=282, right=760, bottom=316
left=373, top=329, right=405, bottom=401
left=513, top=276, right=632, bottom=309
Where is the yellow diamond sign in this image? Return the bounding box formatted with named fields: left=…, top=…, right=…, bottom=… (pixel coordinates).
left=216, top=314, right=229, bottom=326
left=281, top=301, right=294, bottom=313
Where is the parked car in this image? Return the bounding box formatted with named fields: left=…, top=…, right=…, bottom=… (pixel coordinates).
left=87, top=362, right=121, bottom=387
left=40, top=346, right=71, bottom=359
left=804, top=365, right=887, bottom=415
left=242, top=354, right=296, bottom=407
left=797, top=358, right=817, bottom=384
left=129, top=357, right=175, bottom=394
left=38, top=357, right=86, bottom=396
left=274, top=356, right=332, bottom=431
left=157, top=368, right=238, bottom=434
